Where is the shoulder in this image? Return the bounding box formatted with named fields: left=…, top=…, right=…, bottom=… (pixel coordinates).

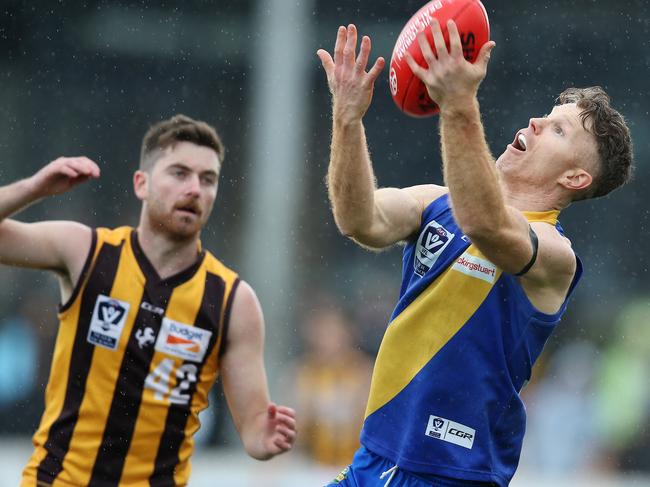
left=228, top=280, right=264, bottom=339
left=96, top=225, right=133, bottom=246
left=49, top=221, right=94, bottom=262
left=220, top=281, right=265, bottom=360
left=525, top=221, right=577, bottom=287
left=401, top=184, right=448, bottom=211
left=203, top=250, right=239, bottom=284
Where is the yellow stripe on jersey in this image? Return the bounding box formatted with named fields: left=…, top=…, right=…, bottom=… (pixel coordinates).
left=22, top=230, right=104, bottom=485
left=58, top=235, right=145, bottom=485
left=122, top=266, right=207, bottom=483
left=22, top=227, right=239, bottom=487
left=364, top=210, right=560, bottom=419
left=365, top=245, right=502, bottom=418
left=176, top=259, right=238, bottom=485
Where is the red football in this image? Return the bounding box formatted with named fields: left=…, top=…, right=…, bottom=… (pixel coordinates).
left=389, top=0, right=490, bottom=117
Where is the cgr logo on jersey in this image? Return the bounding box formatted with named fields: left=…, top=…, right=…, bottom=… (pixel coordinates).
left=425, top=414, right=475, bottom=450
left=155, top=318, right=212, bottom=363
left=414, top=220, right=455, bottom=276
left=87, top=295, right=130, bottom=350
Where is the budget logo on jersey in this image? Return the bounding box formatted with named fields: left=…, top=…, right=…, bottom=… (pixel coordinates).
left=87, top=295, right=130, bottom=350
left=155, top=318, right=212, bottom=363
left=414, top=220, right=455, bottom=276
left=425, top=414, right=475, bottom=450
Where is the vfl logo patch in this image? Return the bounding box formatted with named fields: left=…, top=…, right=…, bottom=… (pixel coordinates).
left=414, top=220, right=455, bottom=276
left=452, top=252, right=497, bottom=283
left=155, top=318, right=212, bottom=363
left=425, top=414, right=476, bottom=450
left=87, top=295, right=130, bottom=350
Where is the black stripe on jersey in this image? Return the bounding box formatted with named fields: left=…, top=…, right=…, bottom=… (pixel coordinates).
left=150, top=272, right=226, bottom=487
left=218, top=277, right=240, bottom=357
left=89, top=230, right=207, bottom=486
left=87, top=280, right=174, bottom=485
left=59, top=228, right=97, bottom=313
left=37, top=240, right=124, bottom=484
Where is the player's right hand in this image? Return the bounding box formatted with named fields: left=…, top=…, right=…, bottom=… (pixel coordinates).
left=317, top=24, right=385, bottom=124
left=29, top=156, right=100, bottom=197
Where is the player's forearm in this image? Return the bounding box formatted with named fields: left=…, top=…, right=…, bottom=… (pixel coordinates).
left=0, top=177, right=42, bottom=222
left=240, top=410, right=274, bottom=461
left=440, top=99, right=507, bottom=236
left=327, top=119, right=378, bottom=238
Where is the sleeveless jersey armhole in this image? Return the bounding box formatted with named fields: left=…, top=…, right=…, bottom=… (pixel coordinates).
left=59, top=228, right=98, bottom=313
left=218, top=277, right=241, bottom=357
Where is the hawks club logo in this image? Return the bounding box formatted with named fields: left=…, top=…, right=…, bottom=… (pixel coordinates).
left=135, top=327, right=156, bottom=349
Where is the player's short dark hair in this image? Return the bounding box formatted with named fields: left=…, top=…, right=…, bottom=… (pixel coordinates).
left=557, top=87, right=633, bottom=200
left=140, top=114, right=225, bottom=171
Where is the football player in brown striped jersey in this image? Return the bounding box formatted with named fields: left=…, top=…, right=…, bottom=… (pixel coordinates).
left=0, top=115, right=296, bottom=486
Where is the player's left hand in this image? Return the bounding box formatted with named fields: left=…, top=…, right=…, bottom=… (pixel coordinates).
left=260, top=403, right=296, bottom=457
left=405, top=19, right=495, bottom=110
left=317, top=24, right=386, bottom=125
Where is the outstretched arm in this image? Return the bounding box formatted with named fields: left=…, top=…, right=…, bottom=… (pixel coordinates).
left=220, top=281, right=296, bottom=460
left=318, top=25, right=445, bottom=249
left=405, top=20, right=576, bottom=302
left=0, top=156, right=100, bottom=297
left=404, top=21, right=529, bottom=271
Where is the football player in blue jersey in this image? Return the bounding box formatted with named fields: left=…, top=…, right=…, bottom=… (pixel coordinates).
left=317, top=21, right=632, bottom=487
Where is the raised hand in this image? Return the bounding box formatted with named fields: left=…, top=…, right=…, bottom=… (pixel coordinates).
left=317, top=24, right=386, bottom=124
left=405, top=19, right=495, bottom=110
left=29, top=156, right=100, bottom=198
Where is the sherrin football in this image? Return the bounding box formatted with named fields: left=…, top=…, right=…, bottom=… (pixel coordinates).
left=389, top=0, right=491, bottom=117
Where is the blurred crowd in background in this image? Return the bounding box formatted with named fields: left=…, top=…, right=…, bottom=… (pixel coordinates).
left=1, top=0, right=648, bottom=483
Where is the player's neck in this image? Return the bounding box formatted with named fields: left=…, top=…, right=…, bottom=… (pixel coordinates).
left=501, top=181, right=564, bottom=212
left=135, top=223, right=201, bottom=280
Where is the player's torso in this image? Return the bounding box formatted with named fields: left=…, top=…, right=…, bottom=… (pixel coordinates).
left=23, top=226, right=239, bottom=487
left=360, top=195, right=579, bottom=485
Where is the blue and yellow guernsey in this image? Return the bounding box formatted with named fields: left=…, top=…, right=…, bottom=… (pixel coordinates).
left=360, top=194, right=582, bottom=486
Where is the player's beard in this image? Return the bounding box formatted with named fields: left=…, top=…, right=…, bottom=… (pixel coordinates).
left=146, top=198, right=205, bottom=242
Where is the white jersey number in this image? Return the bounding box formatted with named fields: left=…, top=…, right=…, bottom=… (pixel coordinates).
left=144, top=358, right=198, bottom=405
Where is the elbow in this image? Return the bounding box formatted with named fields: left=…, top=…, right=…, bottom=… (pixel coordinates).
left=245, top=446, right=273, bottom=462
left=333, top=215, right=367, bottom=240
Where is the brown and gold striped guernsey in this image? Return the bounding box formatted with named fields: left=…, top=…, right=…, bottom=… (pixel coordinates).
left=21, top=226, right=240, bottom=487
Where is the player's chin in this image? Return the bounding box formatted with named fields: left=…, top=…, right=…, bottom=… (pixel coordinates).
left=167, top=219, right=203, bottom=241
left=495, top=152, right=517, bottom=172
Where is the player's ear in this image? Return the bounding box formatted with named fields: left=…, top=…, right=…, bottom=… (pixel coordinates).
left=558, top=167, right=593, bottom=191
left=133, top=170, right=149, bottom=201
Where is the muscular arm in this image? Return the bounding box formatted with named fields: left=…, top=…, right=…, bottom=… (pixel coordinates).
left=320, top=25, right=446, bottom=249
left=406, top=20, right=576, bottom=309
left=0, top=157, right=100, bottom=297
left=327, top=119, right=445, bottom=248
left=440, top=98, right=576, bottom=287
left=439, top=99, right=533, bottom=274
left=220, top=281, right=296, bottom=460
